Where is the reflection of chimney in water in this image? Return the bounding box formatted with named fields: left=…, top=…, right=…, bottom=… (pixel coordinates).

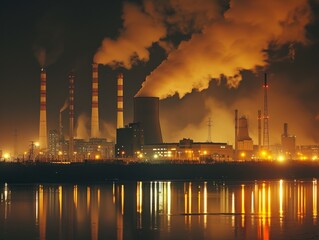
left=39, top=68, right=48, bottom=151
left=69, top=72, right=75, bottom=161
left=117, top=73, right=124, bottom=129
left=91, top=63, right=99, bottom=138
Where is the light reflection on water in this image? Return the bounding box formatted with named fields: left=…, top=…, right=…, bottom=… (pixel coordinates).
left=0, top=180, right=319, bottom=240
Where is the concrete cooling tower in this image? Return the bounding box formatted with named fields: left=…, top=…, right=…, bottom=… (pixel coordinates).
left=133, top=97, right=163, bottom=144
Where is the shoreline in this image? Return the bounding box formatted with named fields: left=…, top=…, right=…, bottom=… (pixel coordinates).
left=0, top=161, right=318, bottom=183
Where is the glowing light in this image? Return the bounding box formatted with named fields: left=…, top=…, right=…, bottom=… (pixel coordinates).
left=95, top=155, right=100, bottom=160
left=35, top=142, right=40, bottom=147
left=3, top=153, right=10, bottom=159
left=154, top=154, right=158, bottom=159
left=240, top=152, right=246, bottom=158
left=312, top=156, right=318, bottom=161
left=278, top=155, right=285, bottom=162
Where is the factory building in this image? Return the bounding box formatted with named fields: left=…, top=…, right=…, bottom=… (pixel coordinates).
left=236, top=115, right=254, bottom=160
left=281, top=123, right=296, bottom=159
left=142, top=138, right=233, bottom=162
left=116, top=122, right=144, bottom=158
left=48, top=130, right=59, bottom=159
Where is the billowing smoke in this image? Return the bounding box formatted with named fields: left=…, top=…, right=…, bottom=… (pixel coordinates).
left=75, top=113, right=90, bottom=140
left=33, top=46, right=46, bottom=68
left=136, top=0, right=311, bottom=98
left=100, top=121, right=116, bottom=141
left=94, top=2, right=166, bottom=68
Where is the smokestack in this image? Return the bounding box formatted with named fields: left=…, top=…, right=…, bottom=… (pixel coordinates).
left=69, top=72, right=75, bottom=161
left=59, top=112, right=62, bottom=141
left=263, top=73, right=270, bottom=150
left=258, top=110, right=262, bottom=151
left=283, top=123, right=288, bottom=137
left=234, top=109, right=238, bottom=158
left=117, top=73, right=124, bottom=129
left=91, top=63, right=99, bottom=138
left=134, top=97, right=162, bottom=144
left=39, top=68, right=48, bottom=151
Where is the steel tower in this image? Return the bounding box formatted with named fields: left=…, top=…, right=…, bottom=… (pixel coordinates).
left=263, top=73, right=269, bottom=150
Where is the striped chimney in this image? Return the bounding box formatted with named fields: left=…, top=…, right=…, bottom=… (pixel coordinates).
left=91, top=63, right=99, bottom=137
left=117, top=73, right=124, bottom=129
left=39, top=68, right=48, bottom=150
left=69, top=72, right=75, bottom=161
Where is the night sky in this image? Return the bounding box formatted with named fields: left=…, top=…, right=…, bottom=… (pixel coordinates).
left=0, top=0, right=319, bottom=154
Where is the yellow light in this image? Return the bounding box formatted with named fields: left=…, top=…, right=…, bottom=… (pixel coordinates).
left=260, top=150, right=267, bottom=157
left=3, top=153, right=10, bottom=159
left=35, top=142, right=40, bottom=147
left=154, top=154, right=158, bottom=159
left=138, top=153, right=143, bottom=158
left=278, top=155, right=285, bottom=162
left=240, top=152, right=246, bottom=158
left=95, top=155, right=100, bottom=160
left=58, top=151, right=62, bottom=156
left=203, top=150, right=207, bottom=155
left=312, top=156, right=318, bottom=161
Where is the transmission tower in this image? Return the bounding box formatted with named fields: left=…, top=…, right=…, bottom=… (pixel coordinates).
left=263, top=73, right=269, bottom=150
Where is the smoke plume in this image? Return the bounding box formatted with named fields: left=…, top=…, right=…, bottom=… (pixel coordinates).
left=59, top=98, right=69, bottom=113
left=94, top=2, right=166, bottom=68
left=75, top=113, right=90, bottom=140
left=136, top=0, right=311, bottom=99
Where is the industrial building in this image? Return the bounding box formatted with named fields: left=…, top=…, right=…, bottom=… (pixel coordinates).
left=115, top=122, right=144, bottom=158
left=142, top=138, right=233, bottom=162
left=281, top=123, right=296, bottom=159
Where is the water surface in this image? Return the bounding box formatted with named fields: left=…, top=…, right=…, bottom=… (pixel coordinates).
left=1, top=180, right=318, bottom=239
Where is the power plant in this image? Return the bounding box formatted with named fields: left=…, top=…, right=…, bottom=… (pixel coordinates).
left=133, top=97, right=163, bottom=144
left=28, top=65, right=312, bottom=163
left=39, top=68, right=48, bottom=151
left=91, top=63, right=100, bottom=138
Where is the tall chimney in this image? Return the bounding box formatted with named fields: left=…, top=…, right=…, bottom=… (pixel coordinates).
left=117, top=73, right=124, bottom=129
left=258, top=110, right=262, bottom=151
left=234, top=109, right=238, bottom=159
left=283, top=123, right=288, bottom=137
left=263, top=73, right=270, bottom=150
left=69, top=72, right=75, bottom=161
left=91, top=63, right=99, bottom=138
left=134, top=97, right=162, bottom=144
left=39, top=68, right=48, bottom=150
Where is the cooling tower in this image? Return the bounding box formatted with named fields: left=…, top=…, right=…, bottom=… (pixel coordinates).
left=133, top=97, right=163, bottom=144
left=39, top=68, right=48, bottom=150
left=91, top=63, right=99, bottom=137
left=238, top=116, right=252, bottom=141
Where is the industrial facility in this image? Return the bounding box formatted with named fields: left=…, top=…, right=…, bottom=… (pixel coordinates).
left=0, top=66, right=314, bottom=163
